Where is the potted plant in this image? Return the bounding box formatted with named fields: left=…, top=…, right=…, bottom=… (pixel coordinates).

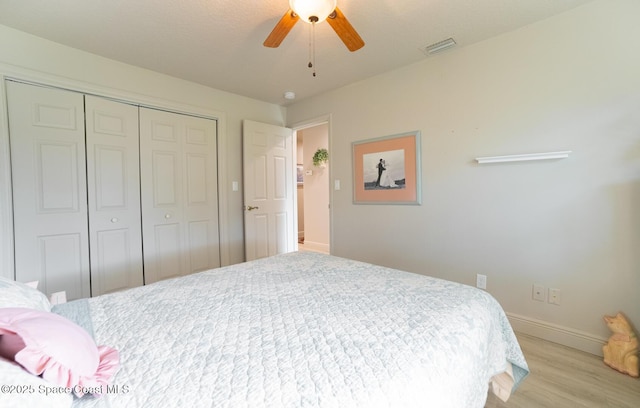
left=312, top=148, right=328, bottom=167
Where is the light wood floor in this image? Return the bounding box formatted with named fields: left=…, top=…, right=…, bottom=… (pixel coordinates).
left=485, top=333, right=640, bottom=408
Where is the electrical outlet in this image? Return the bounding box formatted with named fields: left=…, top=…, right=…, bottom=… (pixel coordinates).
left=476, top=274, right=487, bottom=290
left=549, top=288, right=561, bottom=305
left=532, top=284, right=546, bottom=302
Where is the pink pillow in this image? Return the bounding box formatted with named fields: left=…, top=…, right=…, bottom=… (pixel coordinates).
left=0, top=308, right=119, bottom=397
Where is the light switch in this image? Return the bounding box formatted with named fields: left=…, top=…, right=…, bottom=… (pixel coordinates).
left=232, top=181, right=238, bottom=191
left=334, top=180, right=341, bottom=190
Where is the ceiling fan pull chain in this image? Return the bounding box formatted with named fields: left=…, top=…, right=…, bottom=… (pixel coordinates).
left=307, top=17, right=318, bottom=77
left=308, top=23, right=313, bottom=70
left=312, top=22, right=317, bottom=77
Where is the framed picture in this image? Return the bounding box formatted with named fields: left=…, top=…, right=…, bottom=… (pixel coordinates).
left=352, top=131, right=421, bottom=204
left=297, top=164, right=304, bottom=185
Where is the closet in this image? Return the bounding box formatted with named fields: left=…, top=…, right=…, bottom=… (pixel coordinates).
left=6, top=81, right=220, bottom=299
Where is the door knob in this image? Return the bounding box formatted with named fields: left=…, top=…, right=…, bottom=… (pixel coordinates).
left=165, top=213, right=172, bottom=219
left=246, top=206, right=259, bottom=211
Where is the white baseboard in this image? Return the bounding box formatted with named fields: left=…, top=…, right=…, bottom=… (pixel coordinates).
left=300, top=240, right=329, bottom=254
left=507, top=312, right=607, bottom=357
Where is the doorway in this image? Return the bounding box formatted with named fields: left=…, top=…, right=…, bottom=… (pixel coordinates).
left=295, top=123, right=330, bottom=254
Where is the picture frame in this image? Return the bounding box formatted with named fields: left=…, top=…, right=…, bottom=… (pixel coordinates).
left=352, top=131, right=421, bottom=205
left=296, top=164, right=304, bottom=185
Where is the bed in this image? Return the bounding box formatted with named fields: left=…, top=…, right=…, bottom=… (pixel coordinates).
left=1, top=251, right=528, bottom=407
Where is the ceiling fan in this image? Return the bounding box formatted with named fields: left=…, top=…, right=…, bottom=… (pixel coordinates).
left=263, top=0, right=365, bottom=52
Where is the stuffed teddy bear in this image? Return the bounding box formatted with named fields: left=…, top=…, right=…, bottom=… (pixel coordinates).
left=602, top=312, right=638, bottom=377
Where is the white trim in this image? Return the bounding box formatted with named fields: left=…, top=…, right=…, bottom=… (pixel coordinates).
left=0, top=75, right=14, bottom=279
left=292, top=126, right=299, bottom=255
left=289, top=114, right=331, bottom=131
left=215, top=113, right=231, bottom=266
left=289, top=114, right=333, bottom=255
left=507, top=312, right=607, bottom=357
left=0, top=63, right=232, bottom=277
left=0, top=62, right=224, bottom=119
left=476, top=151, right=571, bottom=164
left=300, top=240, right=330, bottom=254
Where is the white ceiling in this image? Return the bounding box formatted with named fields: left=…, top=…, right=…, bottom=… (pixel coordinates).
left=0, top=0, right=595, bottom=106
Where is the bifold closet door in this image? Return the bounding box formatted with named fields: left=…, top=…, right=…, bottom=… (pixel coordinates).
left=7, top=81, right=90, bottom=299
left=85, top=95, right=144, bottom=296
left=139, top=108, right=220, bottom=284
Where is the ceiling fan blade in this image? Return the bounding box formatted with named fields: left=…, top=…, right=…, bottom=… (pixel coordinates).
left=263, top=9, right=300, bottom=48
left=327, top=7, right=364, bottom=52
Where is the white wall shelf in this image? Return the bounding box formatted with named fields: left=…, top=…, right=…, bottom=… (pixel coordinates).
left=475, top=151, right=571, bottom=164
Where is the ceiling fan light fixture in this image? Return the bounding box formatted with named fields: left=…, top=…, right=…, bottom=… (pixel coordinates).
left=289, top=0, right=337, bottom=24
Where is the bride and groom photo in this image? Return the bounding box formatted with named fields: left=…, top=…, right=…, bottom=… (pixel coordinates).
left=353, top=131, right=420, bottom=205
left=364, top=149, right=405, bottom=190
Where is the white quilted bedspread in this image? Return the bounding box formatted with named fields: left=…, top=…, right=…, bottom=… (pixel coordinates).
left=60, top=252, right=528, bottom=408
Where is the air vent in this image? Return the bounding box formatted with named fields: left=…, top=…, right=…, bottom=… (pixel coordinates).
left=421, top=38, right=456, bottom=56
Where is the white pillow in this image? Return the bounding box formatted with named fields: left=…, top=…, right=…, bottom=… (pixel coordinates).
left=0, top=277, right=51, bottom=312
left=0, top=357, right=73, bottom=408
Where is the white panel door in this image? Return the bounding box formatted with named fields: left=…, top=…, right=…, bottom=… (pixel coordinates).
left=242, top=120, right=295, bottom=261
left=85, top=95, right=143, bottom=295
left=140, top=108, right=219, bottom=283
left=7, top=81, right=90, bottom=299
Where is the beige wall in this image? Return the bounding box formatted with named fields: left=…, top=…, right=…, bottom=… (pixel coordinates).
left=0, top=24, right=286, bottom=274
left=287, top=0, right=640, bottom=350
